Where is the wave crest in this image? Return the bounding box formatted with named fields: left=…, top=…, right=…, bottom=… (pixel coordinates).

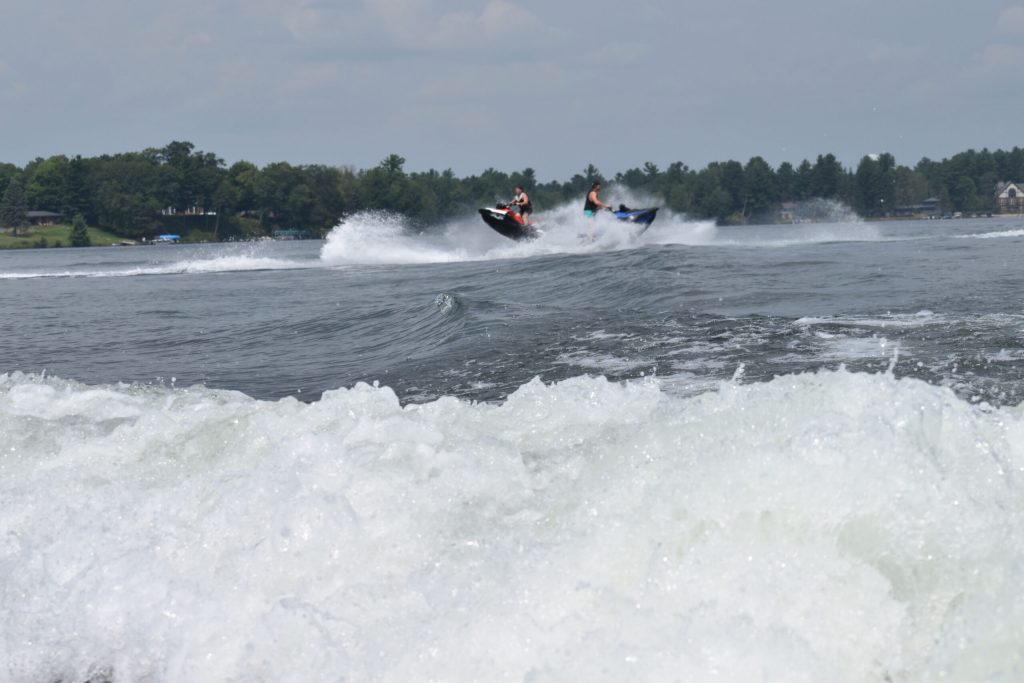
left=3, top=369, right=1023, bottom=681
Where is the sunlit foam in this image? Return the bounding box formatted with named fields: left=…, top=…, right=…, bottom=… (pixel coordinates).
left=167, top=255, right=307, bottom=274
left=795, top=311, right=941, bottom=329
left=319, top=210, right=473, bottom=265
left=0, top=254, right=309, bottom=280
left=4, top=369, right=1024, bottom=681
left=957, top=229, right=1024, bottom=240
left=318, top=201, right=719, bottom=266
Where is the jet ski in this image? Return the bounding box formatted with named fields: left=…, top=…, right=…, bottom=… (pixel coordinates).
left=478, top=203, right=540, bottom=241
left=611, top=204, right=659, bottom=232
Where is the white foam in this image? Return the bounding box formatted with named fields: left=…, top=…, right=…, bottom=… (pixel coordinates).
left=319, top=211, right=474, bottom=265
left=3, top=370, right=1024, bottom=681
left=0, top=255, right=310, bottom=280
left=796, top=311, right=940, bottom=329
left=812, top=334, right=898, bottom=360
left=317, top=204, right=717, bottom=266
left=957, top=229, right=1024, bottom=240
left=707, top=222, right=884, bottom=248
left=554, top=349, right=652, bottom=373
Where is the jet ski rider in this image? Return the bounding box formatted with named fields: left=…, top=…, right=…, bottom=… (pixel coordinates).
left=584, top=181, right=609, bottom=218
left=512, top=186, right=533, bottom=224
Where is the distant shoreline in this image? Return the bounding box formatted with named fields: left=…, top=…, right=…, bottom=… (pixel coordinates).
left=4, top=212, right=1024, bottom=250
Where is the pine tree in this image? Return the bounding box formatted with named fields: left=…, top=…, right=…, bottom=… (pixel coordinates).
left=0, top=179, right=29, bottom=236
left=70, top=213, right=91, bottom=247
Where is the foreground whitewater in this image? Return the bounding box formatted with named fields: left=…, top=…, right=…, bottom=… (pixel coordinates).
left=3, top=369, right=1023, bottom=682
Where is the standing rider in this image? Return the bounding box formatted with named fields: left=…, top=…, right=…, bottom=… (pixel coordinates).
left=584, top=181, right=609, bottom=218
left=512, top=186, right=533, bottom=224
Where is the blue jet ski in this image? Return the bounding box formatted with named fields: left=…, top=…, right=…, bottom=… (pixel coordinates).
left=611, top=204, right=659, bottom=232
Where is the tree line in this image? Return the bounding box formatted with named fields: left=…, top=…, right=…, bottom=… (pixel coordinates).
left=2, top=141, right=1023, bottom=241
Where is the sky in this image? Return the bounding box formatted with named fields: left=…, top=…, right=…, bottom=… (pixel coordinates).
left=2, top=0, right=1023, bottom=181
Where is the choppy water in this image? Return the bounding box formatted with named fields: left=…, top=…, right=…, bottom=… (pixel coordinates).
left=3, top=208, right=1024, bottom=681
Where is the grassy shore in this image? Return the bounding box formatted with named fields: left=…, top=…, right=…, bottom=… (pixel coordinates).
left=0, top=224, right=132, bottom=249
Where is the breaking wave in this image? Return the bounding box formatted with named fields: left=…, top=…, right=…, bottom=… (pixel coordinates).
left=3, top=369, right=1024, bottom=681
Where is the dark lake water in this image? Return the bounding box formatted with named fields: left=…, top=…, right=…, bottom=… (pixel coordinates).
left=3, top=214, right=1024, bottom=405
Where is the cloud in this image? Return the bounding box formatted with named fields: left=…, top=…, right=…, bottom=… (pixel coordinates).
left=996, top=5, right=1024, bottom=36
left=969, top=42, right=1024, bottom=76
left=282, top=0, right=563, bottom=53
left=584, top=42, right=653, bottom=66
left=862, top=41, right=923, bottom=64
left=416, top=61, right=571, bottom=100
left=433, top=0, right=552, bottom=43
left=183, top=32, right=214, bottom=47
left=282, top=63, right=342, bottom=93
left=0, top=61, right=28, bottom=102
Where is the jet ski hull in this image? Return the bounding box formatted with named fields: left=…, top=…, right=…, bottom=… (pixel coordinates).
left=479, top=207, right=539, bottom=241
left=612, top=206, right=659, bottom=232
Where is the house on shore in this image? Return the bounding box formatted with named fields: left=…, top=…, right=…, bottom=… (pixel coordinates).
left=892, top=197, right=941, bottom=218
left=272, top=228, right=313, bottom=240
left=162, top=206, right=216, bottom=216
left=996, top=182, right=1024, bottom=214
left=27, top=211, right=63, bottom=226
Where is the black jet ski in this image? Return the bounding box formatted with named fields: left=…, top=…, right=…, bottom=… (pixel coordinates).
left=478, top=203, right=540, bottom=241
left=611, top=204, right=659, bottom=232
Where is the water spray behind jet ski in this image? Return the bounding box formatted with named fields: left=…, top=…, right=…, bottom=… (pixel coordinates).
left=478, top=199, right=660, bottom=242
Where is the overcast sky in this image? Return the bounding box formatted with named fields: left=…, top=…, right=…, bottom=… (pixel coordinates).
left=2, top=0, right=1023, bottom=180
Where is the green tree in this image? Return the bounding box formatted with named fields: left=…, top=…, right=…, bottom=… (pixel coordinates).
left=302, top=165, right=348, bottom=233
left=994, top=147, right=1024, bottom=183
left=0, top=179, right=29, bottom=236
left=87, top=151, right=167, bottom=233
left=949, top=175, right=977, bottom=212
left=411, top=168, right=461, bottom=221
left=615, top=162, right=663, bottom=197
left=662, top=162, right=693, bottom=213
left=211, top=178, right=240, bottom=239
left=154, top=141, right=226, bottom=212
left=743, top=156, right=778, bottom=216
left=359, top=155, right=432, bottom=220
left=892, top=166, right=929, bottom=208
left=95, top=180, right=162, bottom=237
left=227, top=160, right=261, bottom=215
left=583, top=164, right=604, bottom=185
left=509, top=167, right=538, bottom=194
left=380, top=154, right=406, bottom=174
left=616, top=167, right=646, bottom=189
left=18, top=138, right=1024, bottom=232
left=975, top=170, right=999, bottom=212
left=854, top=154, right=896, bottom=216
left=69, top=213, right=91, bottom=247
left=286, top=183, right=315, bottom=227
left=24, top=155, right=72, bottom=214
left=810, top=153, right=843, bottom=198
left=466, top=167, right=512, bottom=203
left=334, top=165, right=362, bottom=215
left=255, top=162, right=303, bottom=228
left=691, top=166, right=732, bottom=221
left=0, top=162, right=20, bottom=199
left=776, top=161, right=796, bottom=201
left=794, top=159, right=814, bottom=199
left=719, top=160, right=745, bottom=215
left=66, top=156, right=94, bottom=221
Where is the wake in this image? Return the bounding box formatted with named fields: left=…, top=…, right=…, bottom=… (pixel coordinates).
left=0, top=255, right=311, bottom=280
left=317, top=189, right=904, bottom=266
left=318, top=197, right=718, bottom=266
